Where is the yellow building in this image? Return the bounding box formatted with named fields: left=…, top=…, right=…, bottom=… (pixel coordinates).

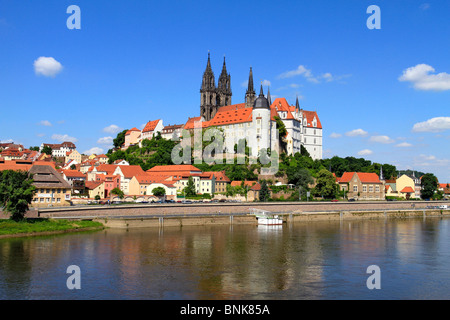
left=85, top=181, right=105, bottom=199
left=124, top=128, right=141, bottom=149
left=65, top=149, right=82, bottom=164
left=396, top=174, right=417, bottom=199
left=30, top=165, right=72, bottom=207
left=129, top=175, right=152, bottom=195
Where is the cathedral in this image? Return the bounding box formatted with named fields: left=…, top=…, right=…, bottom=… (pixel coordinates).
left=197, top=52, right=323, bottom=160
left=200, top=52, right=232, bottom=121
left=135, top=53, right=323, bottom=161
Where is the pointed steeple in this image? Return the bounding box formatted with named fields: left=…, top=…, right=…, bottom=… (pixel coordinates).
left=221, top=55, right=227, bottom=73
left=201, top=51, right=215, bottom=91
left=206, top=51, right=212, bottom=72
left=245, top=67, right=256, bottom=108
left=295, top=95, right=300, bottom=110
left=267, top=86, right=272, bottom=106
left=247, top=67, right=255, bottom=94
left=259, top=83, right=264, bottom=96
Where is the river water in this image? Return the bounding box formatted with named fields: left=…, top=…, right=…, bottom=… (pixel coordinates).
left=1, top=217, right=450, bottom=300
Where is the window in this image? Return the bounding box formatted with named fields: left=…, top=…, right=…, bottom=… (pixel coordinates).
left=369, top=186, right=374, bottom=193
left=353, top=185, right=358, bottom=192
left=363, top=186, right=367, bottom=192
left=376, top=186, right=380, bottom=192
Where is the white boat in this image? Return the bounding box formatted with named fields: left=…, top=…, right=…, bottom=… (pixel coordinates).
left=249, top=208, right=283, bottom=225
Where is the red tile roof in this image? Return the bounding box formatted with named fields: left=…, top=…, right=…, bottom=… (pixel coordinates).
left=302, top=110, right=322, bottom=129
left=95, top=164, right=118, bottom=175
left=209, top=107, right=253, bottom=126
left=125, top=127, right=140, bottom=135
left=62, top=170, right=86, bottom=178
left=400, top=186, right=415, bottom=193
left=147, top=165, right=202, bottom=174
left=184, top=117, right=210, bottom=130
left=338, top=172, right=381, bottom=184
left=271, top=98, right=295, bottom=121
left=142, top=120, right=161, bottom=133
left=117, top=165, right=146, bottom=178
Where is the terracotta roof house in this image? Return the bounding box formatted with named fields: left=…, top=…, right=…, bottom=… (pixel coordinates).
left=29, top=164, right=72, bottom=207
left=337, top=172, right=385, bottom=200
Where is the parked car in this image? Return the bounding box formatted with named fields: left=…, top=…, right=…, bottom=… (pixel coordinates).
left=348, top=198, right=356, bottom=202
left=182, top=200, right=192, bottom=204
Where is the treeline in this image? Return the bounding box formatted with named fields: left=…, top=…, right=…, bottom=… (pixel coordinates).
left=107, top=132, right=399, bottom=182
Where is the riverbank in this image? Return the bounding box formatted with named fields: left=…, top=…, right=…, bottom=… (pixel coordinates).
left=96, top=207, right=450, bottom=229
left=0, top=219, right=105, bottom=239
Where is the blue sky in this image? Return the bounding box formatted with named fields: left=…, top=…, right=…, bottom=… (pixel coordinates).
left=1, top=0, right=449, bottom=182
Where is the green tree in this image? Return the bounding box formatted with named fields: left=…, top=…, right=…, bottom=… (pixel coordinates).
left=183, top=177, right=196, bottom=197
left=420, top=173, right=438, bottom=200
left=259, top=180, right=270, bottom=202
left=287, top=167, right=314, bottom=190
left=0, top=170, right=36, bottom=221
left=151, top=187, right=166, bottom=197
left=273, top=116, right=287, bottom=153
left=300, top=145, right=311, bottom=158
left=41, top=145, right=52, bottom=155
left=70, top=164, right=76, bottom=170
left=313, top=169, right=338, bottom=199
left=111, top=187, right=124, bottom=199
left=113, top=129, right=128, bottom=149
left=94, top=195, right=101, bottom=200
left=29, top=146, right=40, bottom=151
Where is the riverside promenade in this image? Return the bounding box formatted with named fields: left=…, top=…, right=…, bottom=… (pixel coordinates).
left=16, top=200, right=450, bottom=229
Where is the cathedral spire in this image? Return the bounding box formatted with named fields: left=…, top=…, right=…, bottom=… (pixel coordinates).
left=245, top=67, right=256, bottom=108
left=296, top=95, right=300, bottom=110
left=247, top=67, right=255, bottom=94
left=206, top=51, right=212, bottom=72
left=259, top=83, right=264, bottom=96
left=267, top=86, right=272, bottom=106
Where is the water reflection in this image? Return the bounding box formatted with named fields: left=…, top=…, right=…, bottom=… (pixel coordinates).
left=0, top=217, right=450, bottom=299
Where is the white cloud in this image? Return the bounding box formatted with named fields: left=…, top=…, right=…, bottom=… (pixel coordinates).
left=103, top=124, right=123, bottom=134
left=51, top=134, right=78, bottom=143
left=396, top=142, right=413, bottom=147
left=97, top=136, right=114, bottom=145
left=412, top=117, right=450, bottom=132
left=277, top=65, right=350, bottom=84
left=399, top=64, right=450, bottom=91
left=34, top=57, right=63, bottom=77
left=329, top=132, right=342, bottom=138
left=345, top=129, right=368, bottom=137
left=83, top=147, right=104, bottom=156
left=261, top=80, right=271, bottom=87
left=38, top=120, right=52, bottom=126
left=0, top=139, right=14, bottom=144
left=369, top=135, right=395, bottom=144
left=358, top=149, right=373, bottom=156
left=420, top=3, right=430, bottom=10
left=414, top=154, right=450, bottom=168
left=36, top=133, right=45, bottom=137
left=278, top=65, right=313, bottom=79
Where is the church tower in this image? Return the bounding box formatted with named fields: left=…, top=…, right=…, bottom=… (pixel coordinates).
left=245, top=67, right=256, bottom=108
left=200, top=52, right=217, bottom=121
left=217, top=56, right=232, bottom=107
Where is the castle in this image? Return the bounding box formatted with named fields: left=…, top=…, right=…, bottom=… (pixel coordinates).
left=126, top=53, right=323, bottom=160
